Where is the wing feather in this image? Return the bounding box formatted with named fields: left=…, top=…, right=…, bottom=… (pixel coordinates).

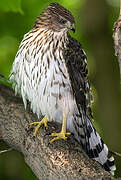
left=63, top=34, right=93, bottom=118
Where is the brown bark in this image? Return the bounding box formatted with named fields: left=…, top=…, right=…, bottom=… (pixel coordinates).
left=0, top=84, right=115, bottom=180
left=113, top=0, right=121, bottom=80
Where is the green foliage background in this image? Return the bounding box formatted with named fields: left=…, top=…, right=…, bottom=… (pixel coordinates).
left=0, top=0, right=121, bottom=179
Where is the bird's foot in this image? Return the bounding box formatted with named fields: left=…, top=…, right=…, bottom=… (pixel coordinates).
left=50, top=130, right=71, bottom=143
left=29, top=116, right=48, bottom=137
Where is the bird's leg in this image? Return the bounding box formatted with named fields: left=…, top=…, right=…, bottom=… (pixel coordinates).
left=29, top=116, right=48, bottom=137
left=50, top=112, right=71, bottom=143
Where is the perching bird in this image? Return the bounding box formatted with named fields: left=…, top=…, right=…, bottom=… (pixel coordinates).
left=9, top=3, right=116, bottom=174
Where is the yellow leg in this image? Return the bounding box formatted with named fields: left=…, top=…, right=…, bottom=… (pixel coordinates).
left=50, top=112, right=71, bottom=143
left=29, top=116, right=48, bottom=137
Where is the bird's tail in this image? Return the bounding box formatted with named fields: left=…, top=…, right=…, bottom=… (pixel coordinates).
left=72, top=111, right=116, bottom=175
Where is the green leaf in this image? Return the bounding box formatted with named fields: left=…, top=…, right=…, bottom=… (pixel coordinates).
left=0, top=0, right=23, bottom=14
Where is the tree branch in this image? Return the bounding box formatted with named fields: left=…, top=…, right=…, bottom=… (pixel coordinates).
left=0, top=84, right=115, bottom=179
left=113, top=1, right=121, bottom=80
left=120, top=0, right=121, bottom=16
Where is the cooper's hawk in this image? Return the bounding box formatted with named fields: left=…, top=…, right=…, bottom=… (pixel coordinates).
left=9, top=3, right=116, bottom=174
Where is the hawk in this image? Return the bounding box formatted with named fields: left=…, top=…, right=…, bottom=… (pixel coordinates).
left=9, top=3, right=116, bottom=174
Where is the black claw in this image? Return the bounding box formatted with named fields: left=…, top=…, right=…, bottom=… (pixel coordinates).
left=44, top=131, right=51, bottom=136
left=33, top=136, right=36, bottom=141
left=47, top=141, right=51, bottom=146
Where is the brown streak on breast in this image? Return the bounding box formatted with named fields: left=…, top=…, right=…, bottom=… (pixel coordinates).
left=44, top=46, right=49, bottom=55
left=27, top=49, right=29, bottom=55
left=59, top=93, right=62, bottom=100
left=55, top=40, right=59, bottom=49
left=51, top=80, right=53, bottom=87
left=19, top=42, right=28, bottom=52
left=52, top=46, right=56, bottom=61
left=37, top=45, right=42, bottom=54
left=43, top=81, right=47, bottom=95
left=50, top=51, right=53, bottom=60
left=47, top=56, right=50, bottom=69
left=31, top=48, right=35, bottom=56
left=22, top=35, right=33, bottom=43
left=39, top=76, right=41, bottom=83
left=53, top=73, right=55, bottom=81
left=24, top=66, right=29, bottom=79
left=25, top=53, right=27, bottom=61
left=34, top=52, right=36, bottom=59
left=62, top=81, right=66, bottom=88
left=55, top=68, right=58, bottom=74
left=59, top=66, right=67, bottom=79
left=45, top=66, right=47, bottom=76
left=15, top=52, right=19, bottom=58
left=36, top=39, right=39, bottom=49
left=41, top=50, right=44, bottom=62
left=32, top=28, right=40, bottom=33
left=33, top=31, right=43, bottom=42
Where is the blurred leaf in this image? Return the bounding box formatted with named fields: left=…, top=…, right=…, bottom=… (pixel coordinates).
left=106, top=0, right=119, bottom=7
left=0, top=0, right=23, bottom=14
left=0, top=36, right=19, bottom=77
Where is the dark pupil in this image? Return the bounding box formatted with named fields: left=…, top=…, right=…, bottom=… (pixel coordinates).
left=60, top=19, right=66, bottom=24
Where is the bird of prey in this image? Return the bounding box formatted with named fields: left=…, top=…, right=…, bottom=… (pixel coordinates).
left=9, top=3, right=116, bottom=174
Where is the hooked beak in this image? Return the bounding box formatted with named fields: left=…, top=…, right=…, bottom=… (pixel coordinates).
left=70, top=24, right=76, bottom=33
left=71, top=27, right=76, bottom=33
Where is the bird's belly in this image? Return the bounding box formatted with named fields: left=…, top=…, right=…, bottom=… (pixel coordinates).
left=32, top=57, right=77, bottom=128
left=12, top=47, right=77, bottom=127
left=38, top=74, right=76, bottom=125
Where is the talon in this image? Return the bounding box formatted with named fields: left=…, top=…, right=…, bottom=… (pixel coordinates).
left=44, top=131, right=51, bottom=136
left=29, top=116, right=49, bottom=136
left=49, top=111, right=71, bottom=143
left=50, top=131, right=71, bottom=143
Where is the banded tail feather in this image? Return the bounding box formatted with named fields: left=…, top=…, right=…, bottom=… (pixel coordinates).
left=72, top=111, right=116, bottom=175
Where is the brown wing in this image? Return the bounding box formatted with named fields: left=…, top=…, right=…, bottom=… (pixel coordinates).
left=63, top=34, right=93, bottom=118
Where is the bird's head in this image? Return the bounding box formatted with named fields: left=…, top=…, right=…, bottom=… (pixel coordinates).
left=34, top=3, right=75, bottom=33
